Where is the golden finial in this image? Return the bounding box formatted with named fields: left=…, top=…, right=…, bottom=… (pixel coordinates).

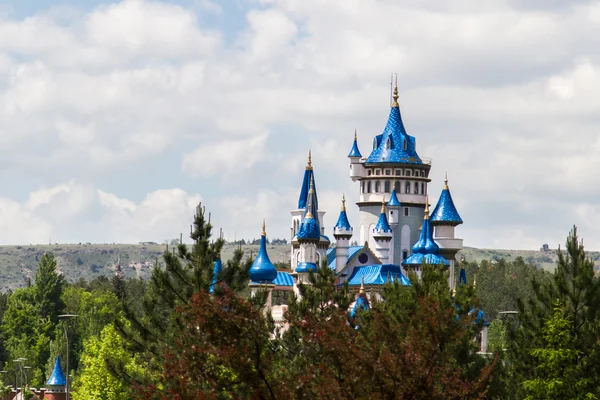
left=424, top=195, right=430, bottom=219
left=354, top=129, right=357, bottom=141
left=391, top=81, right=399, bottom=108
left=444, top=171, right=449, bottom=190
left=306, top=150, right=313, bottom=170
left=261, top=219, right=266, bottom=236
left=381, top=198, right=386, bottom=213
left=360, top=276, right=365, bottom=294
left=452, top=277, right=456, bottom=297
left=341, top=194, right=346, bottom=211
left=461, top=254, right=466, bottom=265
left=473, top=274, right=477, bottom=289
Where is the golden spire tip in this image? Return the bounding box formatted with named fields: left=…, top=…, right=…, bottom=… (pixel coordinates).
left=360, top=276, right=365, bottom=294
left=342, top=194, right=346, bottom=211
left=307, top=150, right=312, bottom=169
left=424, top=195, right=429, bottom=218
left=381, top=198, right=386, bottom=213
left=444, top=171, right=449, bottom=189
left=262, top=219, right=266, bottom=236
left=354, top=129, right=357, bottom=140
left=391, top=77, right=399, bottom=108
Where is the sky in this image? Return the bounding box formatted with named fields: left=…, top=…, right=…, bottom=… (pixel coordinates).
left=0, top=0, right=599, bottom=249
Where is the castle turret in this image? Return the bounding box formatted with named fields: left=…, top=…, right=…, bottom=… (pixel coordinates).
left=45, top=356, right=66, bottom=400
left=249, top=221, right=278, bottom=307
left=372, top=201, right=393, bottom=264
left=349, top=130, right=365, bottom=181
left=387, top=188, right=401, bottom=228
left=295, top=179, right=320, bottom=283
left=333, top=195, right=353, bottom=273
left=431, top=173, right=463, bottom=290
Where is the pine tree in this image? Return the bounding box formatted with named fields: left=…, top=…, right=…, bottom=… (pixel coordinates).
left=34, top=252, right=65, bottom=325
left=507, top=226, right=600, bottom=399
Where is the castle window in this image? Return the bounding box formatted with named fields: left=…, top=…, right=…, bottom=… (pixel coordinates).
left=375, top=169, right=381, bottom=175
left=384, top=181, right=391, bottom=193
left=421, top=182, right=425, bottom=194
left=414, top=182, right=418, bottom=194
left=395, top=169, right=402, bottom=176
left=404, top=207, right=409, bottom=217
left=368, top=170, right=372, bottom=176
left=403, top=140, right=407, bottom=150
left=386, top=138, right=392, bottom=148
left=405, top=181, right=410, bottom=194
left=395, top=181, right=401, bottom=192
left=406, top=170, right=412, bottom=177
left=375, top=181, right=381, bottom=192
left=402, top=250, right=408, bottom=260
left=385, top=169, right=391, bottom=175
left=367, top=181, right=372, bottom=193
left=358, top=253, right=369, bottom=264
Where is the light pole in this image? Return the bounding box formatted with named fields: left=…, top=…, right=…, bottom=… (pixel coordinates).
left=12, top=359, right=26, bottom=391
left=58, top=314, right=78, bottom=400
left=23, top=367, right=31, bottom=388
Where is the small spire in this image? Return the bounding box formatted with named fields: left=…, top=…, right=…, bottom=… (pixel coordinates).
left=473, top=274, right=477, bottom=289
left=391, top=82, right=399, bottom=108
left=354, top=129, right=357, bottom=140
left=306, top=178, right=315, bottom=218
left=360, top=276, right=365, bottom=294
left=452, top=277, right=457, bottom=297
left=262, top=219, right=266, bottom=236
left=341, top=194, right=346, bottom=211
left=306, top=150, right=313, bottom=170
left=381, top=199, right=386, bottom=214
left=444, top=171, right=449, bottom=190
left=461, top=254, right=466, bottom=264
left=424, top=195, right=430, bottom=219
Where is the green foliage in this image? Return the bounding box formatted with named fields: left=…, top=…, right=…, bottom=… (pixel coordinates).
left=34, top=253, right=65, bottom=324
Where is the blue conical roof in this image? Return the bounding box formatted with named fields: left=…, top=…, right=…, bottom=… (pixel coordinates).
left=374, top=204, right=392, bottom=233
left=431, top=178, right=463, bottom=226
left=209, top=258, right=222, bottom=293
left=387, top=190, right=401, bottom=207
left=334, top=196, right=352, bottom=232
left=249, top=224, right=278, bottom=283
left=348, top=132, right=362, bottom=157
left=297, top=153, right=319, bottom=214
left=403, top=204, right=449, bottom=267
left=297, top=177, right=321, bottom=241
left=47, top=356, right=66, bottom=386
left=366, top=86, right=422, bottom=164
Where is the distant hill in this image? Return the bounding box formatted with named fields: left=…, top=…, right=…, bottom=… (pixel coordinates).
left=1, top=243, right=598, bottom=291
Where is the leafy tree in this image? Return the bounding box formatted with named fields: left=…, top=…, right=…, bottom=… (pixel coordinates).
left=34, top=253, right=65, bottom=324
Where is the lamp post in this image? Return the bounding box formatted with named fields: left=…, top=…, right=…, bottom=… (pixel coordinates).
left=58, top=314, right=78, bottom=400
left=13, top=359, right=26, bottom=391
left=23, top=367, right=31, bottom=388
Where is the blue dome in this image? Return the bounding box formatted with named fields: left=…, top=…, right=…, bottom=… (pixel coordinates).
left=47, top=356, right=66, bottom=386
left=374, top=211, right=392, bottom=233
left=348, top=133, right=362, bottom=157
left=298, top=215, right=320, bottom=240
left=431, top=181, right=463, bottom=226
left=209, top=258, right=222, bottom=293
left=296, top=262, right=318, bottom=273
left=249, top=233, right=278, bottom=283
left=366, top=87, right=422, bottom=164
left=387, top=190, right=401, bottom=207
left=403, top=206, right=448, bottom=268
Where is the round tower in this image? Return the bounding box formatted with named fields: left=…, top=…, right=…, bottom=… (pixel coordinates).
left=44, top=356, right=66, bottom=400
left=372, top=201, right=393, bottom=264
left=294, top=178, right=320, bottom=285
left=333, top=195, right=353, bottom=273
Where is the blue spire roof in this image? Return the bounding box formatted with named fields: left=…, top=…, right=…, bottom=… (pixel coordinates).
left=47, top=356, right=66, bottom=386
left=209, top=258, right=222, bottom=293
left=431, top=177, right=463, bottom=226
left=348, top=131, right=362, bottom=157
left=296, top=262, right=318, bottom=273
left=297, top=152, right=319, bottom=214
left=249, top=223, right=278, bottom=283
left=374, top=204, right=392, bottom=233
left=333, top=196, right=352, bottom=232
left=366, top=86, right=422, bottom=164
left=387, top=190, right=401, bottom=207
left=350, top=294, right=370, bottom=318
left=403, top=204, right=449, bottom=267
left=297, top=177, right=321, bottom=241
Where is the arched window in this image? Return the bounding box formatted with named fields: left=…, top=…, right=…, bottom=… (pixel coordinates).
left=373, top=138, right=378, bottom=150
left=421, top=182, right=425, bottom=194
left=395, top=181, right=401, bottom=192
left=403, top=139, right=407, bottom=150
left=405, top=181, right=410, bottom=194
left=375, top=181, right=381, bottom=192
left=386, top=138, right=392, bottom=149
left=384, top=181, right=391, bottom=193
left=414, top=182, right=418, bottom=194
left=367, top=181, right=372, bottom=193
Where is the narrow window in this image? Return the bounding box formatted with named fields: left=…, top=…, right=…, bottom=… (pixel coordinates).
left=384, top=181, right=391, bottom=193
left=402, top=250, right=408, bottom=260
left=367, top=181, right=372, bottom=193
left=406, top=170, right=412, bottom=177
left=368, top=170, right=372, bottom=176
left=421, top=182, right=425, bottom=194
left=405, top=181, right=410, bottom=194
left=395, top=181, right=401, bottom=192
left=386, top=138, right=391, bottom=148
left=385, top=169, right=391, bottom=176
left=404, top=207, right=409, bottom=217
left=403, top=140, right=407, bottom=150
left=375, top=181, right=381, bottom=192
left=414, top=182, right=418, bottom=194
left=375, top=169, right=381, bottom=175
left=373, top=138, right=378, bottom=150
left=395, top=169, right=402, bottom=176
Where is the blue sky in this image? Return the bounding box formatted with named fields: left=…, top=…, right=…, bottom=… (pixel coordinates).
left=0, top=0, right=599, bottom=249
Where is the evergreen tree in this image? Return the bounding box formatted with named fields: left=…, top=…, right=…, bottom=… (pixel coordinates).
left=507, top=226, right=600, bottom=399
left=34, top=253, right=65, bottom=325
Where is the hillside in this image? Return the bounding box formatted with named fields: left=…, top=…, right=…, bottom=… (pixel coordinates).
left=1, top=243, right=598, bottom=291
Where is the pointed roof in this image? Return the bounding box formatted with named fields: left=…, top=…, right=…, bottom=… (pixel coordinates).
left=387, top=189, right=401, bottom=207
left=334, top=195, right=352, bottom=232
left=366, top=85, right=422, bottom=164
left=403, top=198, right=449, bottom=267
left=297, top=151, right=319, bottom=211
left=458, top=254, right=467, bottom=285
left=431, top=174, right=463, bottom=226
left=374, top=202, right=392, bottom=233
left=249, top=221, right=278, bottom=283
left=209, top=258, right=222, bottom=293
left=348, top=130, right=362, bottom=157
left=46, top=356, right=66, bottom=386
left=297, top=178, right=321, bottom=241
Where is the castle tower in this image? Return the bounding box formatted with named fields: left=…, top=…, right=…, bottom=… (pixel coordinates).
left=431, top=173, right=464, bottom=290
left=348, top=83, right=431, bottom=265
left=249, top=221, right=278, bottom=308
left=291, top=152, right=328, bottom=268
left=333, top=195, right=353, bottom=273
left=44, top=356, right=67, bottom=400
left=372, top=201, right=393, bottom=264
left=402, top=197, right=449, bottom=279
left=295, top=179, right=320, bottom=284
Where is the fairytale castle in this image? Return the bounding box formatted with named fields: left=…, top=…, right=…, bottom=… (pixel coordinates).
left=246, top=83, right=465, bottom=301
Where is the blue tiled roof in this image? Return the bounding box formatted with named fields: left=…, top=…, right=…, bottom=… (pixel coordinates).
left=403, top=214, right=449, bottom=267
left=387, top=190, right=401, bottom=207
left=348, top=136, right=362, bottom=157
left=249, top=235, right=278, bottom=283
left=431, top=185, right=463, bottom=226
left=374, top=211, right=392, bottom=233
left=296, top=262, right=318, bottom=273
left=320, top=234, right=330, bottom=243
left=350, top=295, right=370, bottom=318
left=366, top=101, right=422, bottom=164
left=334, top=210, right=352, bottom=231
left=47, top=356, right=66, bottom=386
left=403, top=252, right=450, bottom=267
left=346, top=264, right=411, bottom=286
left=458, top=267, right=467, bottom=285
left=273, top=271, right=294, bottom=286
left=209, top=258, right=222, bottom=293
left=297, top=216, right=320, bottom=240
left=297, top=168, right=319, bottom=213
left=326, top=245, right=364, bottom=271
